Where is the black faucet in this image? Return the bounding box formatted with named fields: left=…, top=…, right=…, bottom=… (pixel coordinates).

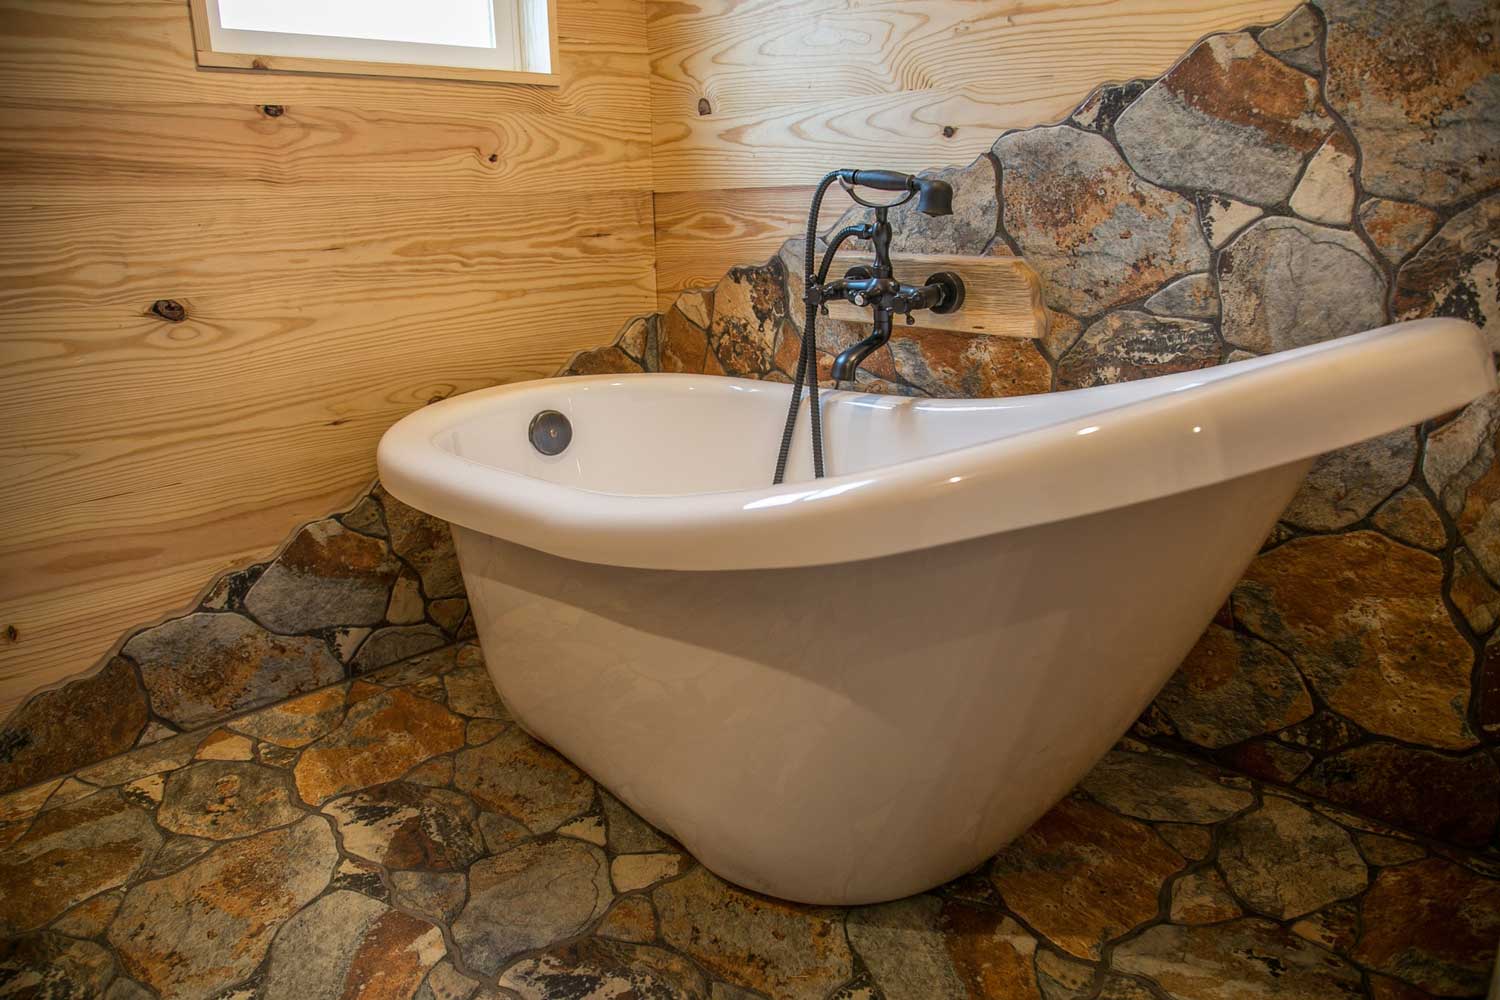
left=806, top=170, right=965, bottom=384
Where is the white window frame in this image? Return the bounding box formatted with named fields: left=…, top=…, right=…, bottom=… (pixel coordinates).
left=188, top=0, right=559, bottom=86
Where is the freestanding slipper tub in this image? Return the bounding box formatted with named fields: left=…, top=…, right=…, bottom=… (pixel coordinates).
left=378, top=317, right=1494, bottom=905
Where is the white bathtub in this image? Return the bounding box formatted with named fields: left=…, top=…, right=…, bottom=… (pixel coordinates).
left=378, top=318, right=1494, bottom=904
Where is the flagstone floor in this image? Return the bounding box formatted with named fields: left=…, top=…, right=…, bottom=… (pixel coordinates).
left=0, top=641, right=1494, bottom=1000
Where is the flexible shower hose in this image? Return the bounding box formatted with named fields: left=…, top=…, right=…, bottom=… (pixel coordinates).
left=772, top=172, right=865, bottom=485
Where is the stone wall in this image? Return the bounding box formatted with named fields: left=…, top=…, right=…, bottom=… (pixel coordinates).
left=3, top=0, right=1498, bottom=859
left=0, top=488, right=474, bottom=793
left=566, top=0, right=1500, bottom=852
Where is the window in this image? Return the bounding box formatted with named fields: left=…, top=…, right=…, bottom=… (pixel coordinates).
left=189, top=0, right=557, bottom=85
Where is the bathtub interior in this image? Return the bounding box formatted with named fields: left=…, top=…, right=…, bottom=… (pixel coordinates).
left=437, top=360, right=1255, bottom=498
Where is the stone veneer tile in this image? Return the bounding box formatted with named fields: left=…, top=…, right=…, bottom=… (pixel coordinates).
left=0, top=656, right=148, bottom=794
left=0, top=789, right=160, bottom=932
left=1282, top=429, right=1419, bottom=532
left=499, top=938, right=710, bottom=999
left=453, top=837, right=613, bottom=975
left=1396, top=193, right=1500, bottom=345
left=1353, top=857, right=1500, bottom=996
left=990, top=796, right=1185, bottom=959
left=258, top=890, right=447, bottom=1000
left=1257, top=4, right=1322, bottom=75
left=294, top=688, right=465, bottom=805
left=1154, top=625, right=1312, bottom=749
left=1233, top=532, right=1475, bottom=749
left=243, top=518, right=402, bottom=633
left=109, top=816, right=338, bottom=1000
left=1297, top=742, right=1500, bottom=848
left=1219, top=217, right=1387, bottom=355
left=1115, top=31, right=1334, bottom=206
left=157, top=760, right=303, bottom=840
left=1056, top=311, right=1217, bottom=390
left=1114, top=919, right=1363, bottom=999
left=1217, top=795, right=1368, bottom=919
left=1318, top=0, right=1500, bottom=206
left=453, top=727, right=594, bottom=833
left=995, top=126, right=1207, bottom=316
left=125, top=612, right=343, bottom=730
left=654, top=866, right=852, bottom=998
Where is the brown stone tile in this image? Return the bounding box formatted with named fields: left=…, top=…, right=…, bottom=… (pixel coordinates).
left=48, top=889, right=123, bottom=938
left=849, top=895, right=1042, bottom=1000
left=1218, top=796, right=1368, bottom=920
left=1154, top=822, right=1213, bottom=861
left=0, top=789, right=159, bottom=933
left=443, top=663, right=509, bottom=720
left=294, top=688, right=465, bottom=805
left=193, top=728, right=254, bottom=761
left=125, top=612, right=343, bottom=730
left=565, top=345, right=644, bottom=376
left=886, top=328, right=1050, bottom=399
left=258, top=889, right=446, bottom=1000
left=0, top=656, right=148, bottom=794
left=499, top=938, right=710, bottom=999
left=1289, top=899, right=1360, bottom=954
left=109, top=816, right=336, bottom=997
left=0, top=932, right=115, bottom=997
left=1078, top=748, right=1252, bottom=823
left=1115, top=31, right=1333, bottom=205
left=453, top=728, right=594, bottom=834
left=244, top=518, right=402, bottom=633
left=1322, top=0, right=1499, bottom=206
left=1359, top=198, right=1441, bottom=266
left=1219, top=217, right=1387, bottom=355
left=1112, top=919, right=1361, bottom=999
left=158, top=760, right=305, bottom=840
left=1396, top=193, right=1500, bottom=340
left=995, top=127, right=1207, bottom=316
left=1352, top=856, right=1500, bottom=996
left=324, top=781, right=484, bottom=871
left=654, top=866, right=851, bottom=998
left=989, top=796, right=1184, bottom=959
left=597, top=895, right=658, bottom=943
left=1155, top=625, right=1313, bottom=749
left=453, top=837, right=613, bottom=975
left=1233, top=531, right=1476, bottom=749
left=379, top=486, right=464, bottom=600
left=1370, top=485, right=1448, bottom=551
left=1297, top=742, right=1500, bottom=847
left=1056, top=311, right=1217, bottom=390
left=1168, top=869, right=1241, bottom=925
left=659, top=305, right=711, bottom=374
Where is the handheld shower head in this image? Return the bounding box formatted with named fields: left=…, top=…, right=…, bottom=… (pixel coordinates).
left=913, top=178, right=953, bottom=217
left=837, top=169, right=954, bottom=217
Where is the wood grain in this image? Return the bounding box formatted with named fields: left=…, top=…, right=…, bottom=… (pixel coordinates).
left=822, top=253, right=1045, bottom=337
left=645, top=0, right=1299, bottom=278
left=653, top=185, right=814, bottom=308
left=0, top=0, right=656, bottom=716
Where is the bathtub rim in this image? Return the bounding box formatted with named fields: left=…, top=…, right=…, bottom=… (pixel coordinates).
left=377, top=318, right=1494, bottom=571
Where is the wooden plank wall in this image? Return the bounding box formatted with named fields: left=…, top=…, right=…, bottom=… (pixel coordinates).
left=0, top=0, right=657, bottom=716
left=647, top=0, right=1300, bottom=309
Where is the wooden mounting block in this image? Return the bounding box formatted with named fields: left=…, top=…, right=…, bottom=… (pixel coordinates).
left=823, top=253, right=1049, bottom=339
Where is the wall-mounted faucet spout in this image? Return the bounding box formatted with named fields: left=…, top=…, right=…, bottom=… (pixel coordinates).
left=772, top=168, right=965, bottom=484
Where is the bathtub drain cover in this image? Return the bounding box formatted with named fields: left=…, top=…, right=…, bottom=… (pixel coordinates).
left=529, top=410, right=572, bottom=456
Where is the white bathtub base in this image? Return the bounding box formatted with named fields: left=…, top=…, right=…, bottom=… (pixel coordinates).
left=454, top=461, right=1308, bottom=904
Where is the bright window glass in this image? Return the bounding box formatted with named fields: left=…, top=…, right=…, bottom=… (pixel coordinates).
left=216, top=0, right=496, bottom=50
left=201, top=0, right=551, bottom=75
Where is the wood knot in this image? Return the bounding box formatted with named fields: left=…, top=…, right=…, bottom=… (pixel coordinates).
left=942, top=125, right=957, bottom=138
left=4, top=625, right=16, bottom=643
left=488, top=153, right=499, bottom=163
left=697, top=98, right=712, bottom=116
left=259, top=104, right=285, bottom=117
left=251, top=58, right=270, bottom=70
left=150, top=299, right=187, bottom=322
